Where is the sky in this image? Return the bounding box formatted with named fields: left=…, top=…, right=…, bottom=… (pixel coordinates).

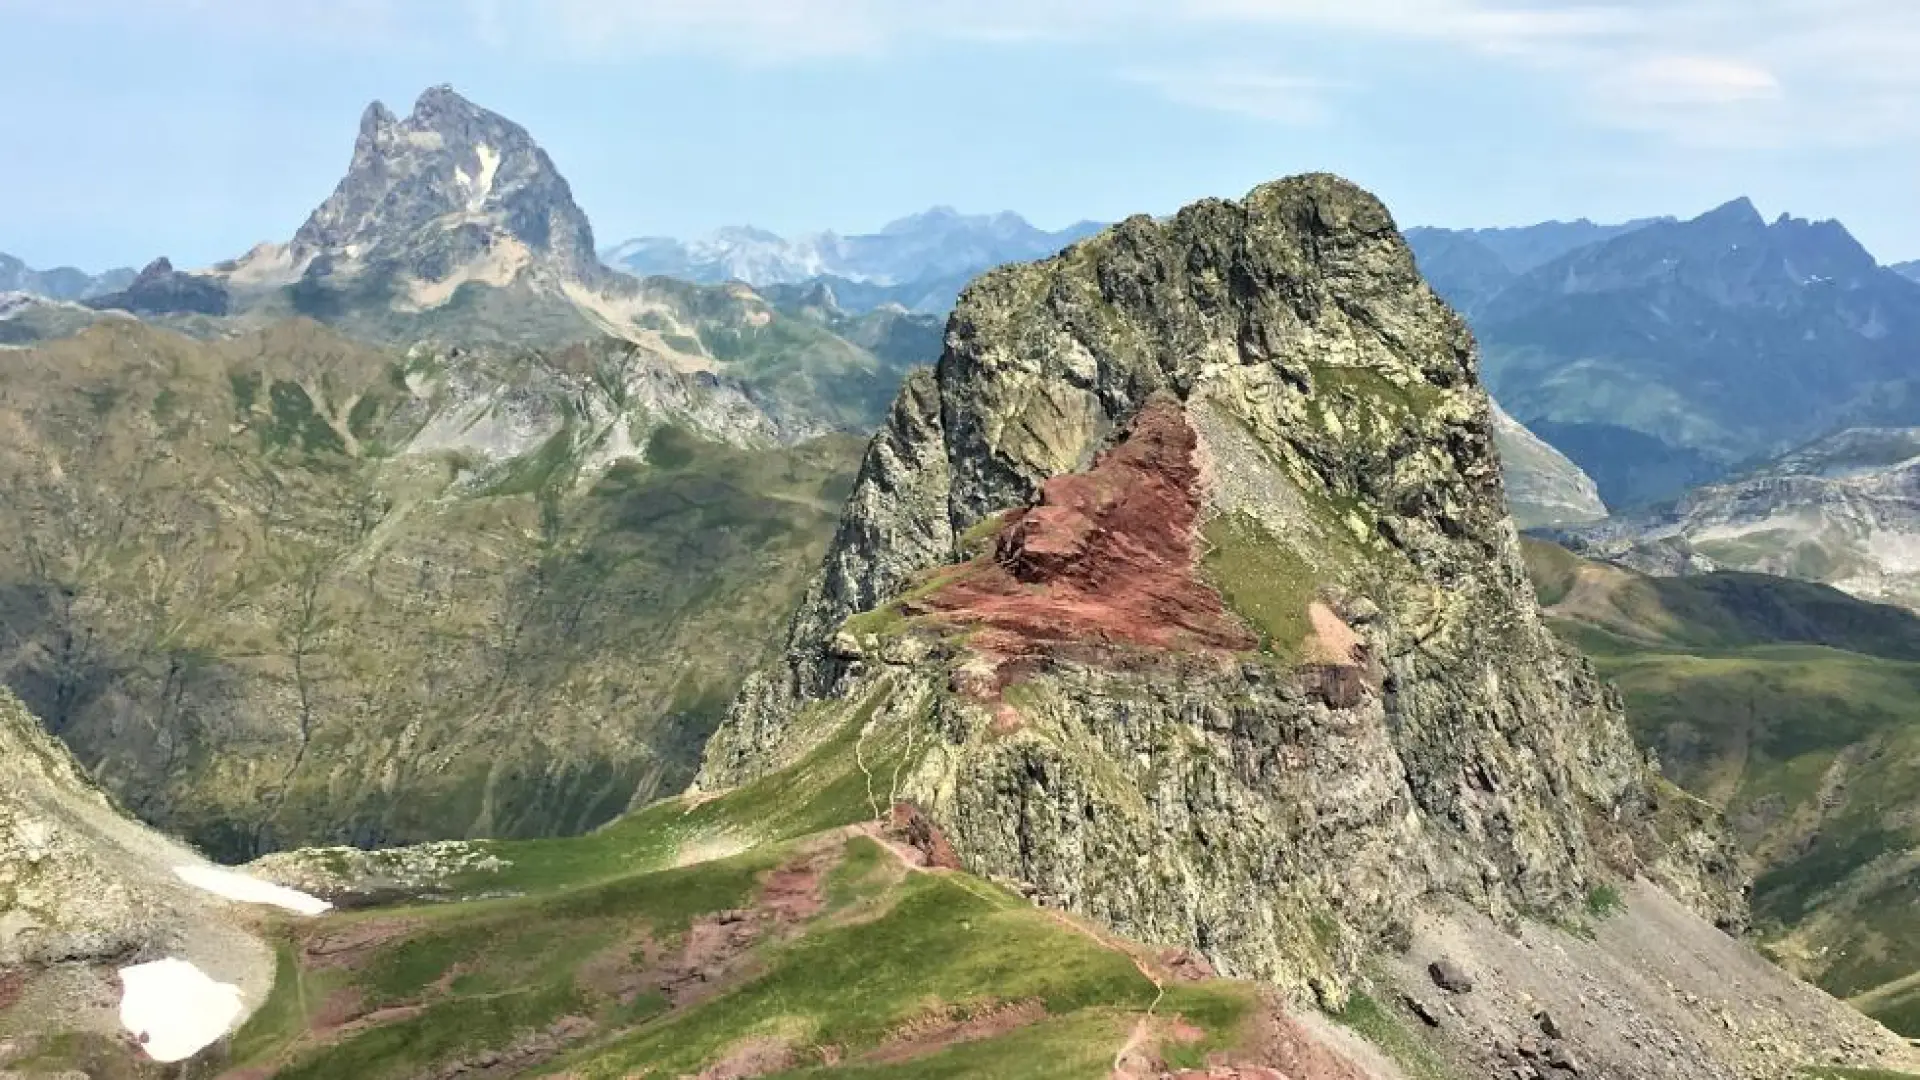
left=4, top=0, right=1919, bottom=271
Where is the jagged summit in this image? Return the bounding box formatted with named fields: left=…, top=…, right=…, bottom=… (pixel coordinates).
left=288, top=84, right=602, bottom=288
left=604, top=206, right=1107, bottom=313
left=1698, top=194, right=1764, bottom=227
left=702, top=172, right=1743, bottom=1002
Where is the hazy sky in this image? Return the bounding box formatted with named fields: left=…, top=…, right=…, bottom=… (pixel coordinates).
left=5, top=0, right=1918, bottom=270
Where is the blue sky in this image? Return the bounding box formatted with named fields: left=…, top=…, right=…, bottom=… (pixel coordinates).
left=4, top=0, right=1918, bottom=270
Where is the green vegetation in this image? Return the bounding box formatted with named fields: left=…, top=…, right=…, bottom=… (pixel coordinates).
left=1332, top=989, right=1459, bottom=1080
left=1525, top=538, right=1920, bottom=1036
left=468, top=681, right=905, bottom=896
left=0, top=320, right=865, bottom=859
left=556, top=871, right=1154, bottom=1077
left=1202, top=511, right=1322, bottom=660
left=1585, top=882, right=1625, bottom=920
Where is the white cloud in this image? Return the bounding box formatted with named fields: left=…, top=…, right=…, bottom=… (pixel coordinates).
left=1124, top=69, right=1343, bottom=126
left=1608, top=56, right=1781, bottom=105
left=13, top=0, right=1920, bottom=149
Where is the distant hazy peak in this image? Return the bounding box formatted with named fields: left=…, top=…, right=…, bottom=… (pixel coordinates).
left=604, top=209, right=1107, bottom=312
left=1698, top=195, right=1764, bottom=228
left=0, top=252, right=138, bottom=302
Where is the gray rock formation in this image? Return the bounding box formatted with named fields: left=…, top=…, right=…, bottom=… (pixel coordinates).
left=700, top=174, right=1742, bottom=1007
left=0, top=685, right=273, bottom=1054
left=1491, top=400, right=1608, bottom=529
left=85, top=256, right=230, bottom=316
left=1560, top=426, right=1920, bottom=611
left=287, top=85, right=606, bottom=291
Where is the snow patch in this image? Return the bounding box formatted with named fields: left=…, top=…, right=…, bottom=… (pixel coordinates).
left=119, top=958, right=245, bottom=1063
left=173, top=864, right=332, bottom=915
left=471, top=143, right=500, bottom=208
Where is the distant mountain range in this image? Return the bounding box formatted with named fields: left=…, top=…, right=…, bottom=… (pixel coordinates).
left=0, top=252, right=133, bottom=301
left=603, top=210, right=1105, bottom=314
left=1549, top=426, right=1920, bottom=613
left=1411, top=200, right=1920, bottom=509
left=1895, top=260, right=1920, bottom=284
left=1404, top=217, right=1673, bottom=316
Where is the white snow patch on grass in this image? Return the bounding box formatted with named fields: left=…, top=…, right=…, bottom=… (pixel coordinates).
left=173, top=864, right=332, bottom=916
left=119, top=958, right=245, bottom=1063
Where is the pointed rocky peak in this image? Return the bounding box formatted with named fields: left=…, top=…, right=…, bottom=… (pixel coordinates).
left=134, top=256, right=176, bottom=283
left=86, top=255, right=228, bottom=316
left=290, top=84, right=602, bottom=287
left=357, top=99, right=398, bottom=142
left=700, top=172, right=1751, bottom=1017
left=1695, top=195, right=1765, bottom=230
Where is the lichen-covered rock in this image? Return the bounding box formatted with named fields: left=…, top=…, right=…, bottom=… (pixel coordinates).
left=699, top=174, right=1746, bottom=1003
left=0, top=689, right=157, bottom=966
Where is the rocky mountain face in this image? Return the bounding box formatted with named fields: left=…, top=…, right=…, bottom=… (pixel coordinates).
left=1490, top=400, right=1608, bottom=528
left=0, top=683, right=277, bottom=1063
left=1452, top=198, right=1920, bottom=508
left=0, top=253, right=135, bottom=302
left=118, top=86, right=928, bottom=437
left=699, top=175, right=1747, bottom=1018
left=1525, top=537, right=1920, bottom=1039
left=1894, top=259, right=1920, bottom=283
left=0, top=317, right=865, bottom=860
left=86, top=256, right=231, bottom=316
left=605, top=208, right=1105, bottom=314
left=278, top=85, right=605, bottom=292
left=1555, top=426, right=1920, bottom=612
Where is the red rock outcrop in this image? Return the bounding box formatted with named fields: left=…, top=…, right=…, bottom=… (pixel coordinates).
left=914, top=395, right=1254, bottom=673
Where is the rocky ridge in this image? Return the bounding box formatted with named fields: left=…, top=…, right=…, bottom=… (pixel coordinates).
left=0, top=317, right=864, bottom=859
left=0, top=254, right=134, bottom=303
left=604, top=207, right=1106, bottom=314
left=1489, top=400, right=1608, bottom=529
left=1466, top=198, right=1920, bottom=507
left=700, top=175, right=1745, bottom=1008
left=1558, top=426, right=1920, bottom=612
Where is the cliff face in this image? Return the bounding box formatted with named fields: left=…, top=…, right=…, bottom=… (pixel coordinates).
left=699, top=175, right=1743, bottom=1002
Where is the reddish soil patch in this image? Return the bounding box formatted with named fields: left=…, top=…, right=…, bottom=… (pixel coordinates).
left=311, top=986, right=369, bottom=1032
left=1159, top=948, right=1218, bottom=983
left=693, top=1036, right=799, bottom=1080
left=583, top=845, right=838, bottom=1013
left=866, top=999, right=1049, bottom=1065
left=1176, top=1000, right=1379, bottom=1080
left=0, top=969, right=26, bottom=1012
left=300, top=919, right=417, bottom=970
left=916, top=395, right=1255, bottom=685
left=887, top=802, right=962, bottom=870
left=1166, top=1020, right=1209, bottom=1045
left=417, top=1015, right=596, bottom=1080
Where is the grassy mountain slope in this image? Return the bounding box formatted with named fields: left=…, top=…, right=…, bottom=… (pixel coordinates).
left=0, top=318, right=862, bottom=860
left=217, top=713, right=1282, bottom=1080
left=1525, top=538, right=1920, bottom=1036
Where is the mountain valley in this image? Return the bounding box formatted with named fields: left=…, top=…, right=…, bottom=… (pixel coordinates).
left=7, top=74, right=1920, bottom=1080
